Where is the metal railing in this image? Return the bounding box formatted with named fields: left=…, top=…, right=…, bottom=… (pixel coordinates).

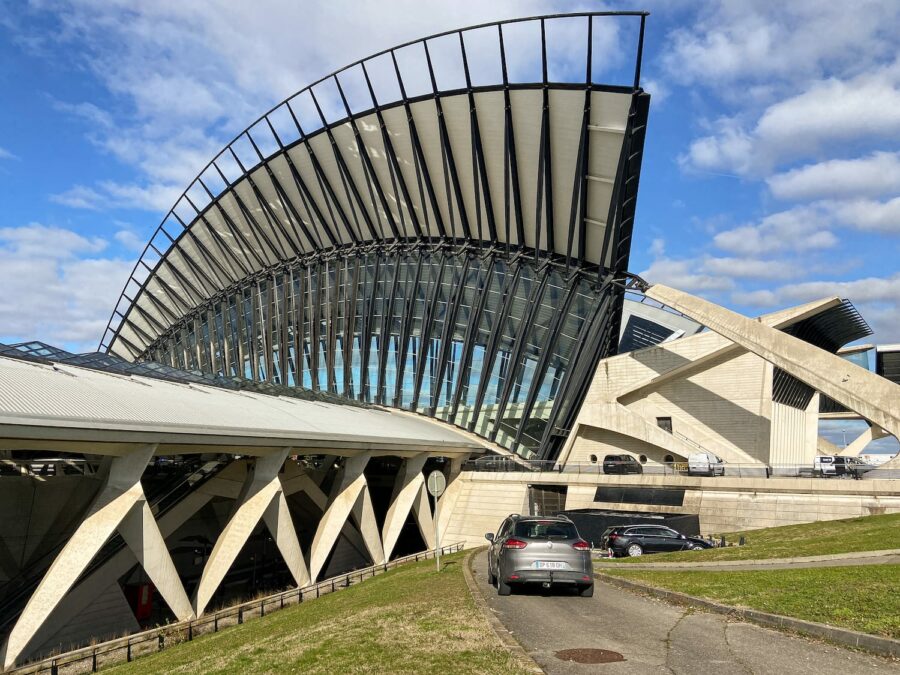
left=7, top=542, right=464, bottom=675
left=463, top=458, right=876, bottom=479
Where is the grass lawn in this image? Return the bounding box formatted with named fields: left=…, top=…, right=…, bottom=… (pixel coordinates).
left=602, top=564, right=900, bottom=638
left=609, top=512, right=900, bottom=563
left=105, top=552, right=528, bottom=674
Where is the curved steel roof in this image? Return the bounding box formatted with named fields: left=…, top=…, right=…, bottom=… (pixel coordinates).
left=102, top=11, right=651, bottom=360
left=100, top=12, right=649, bottom=359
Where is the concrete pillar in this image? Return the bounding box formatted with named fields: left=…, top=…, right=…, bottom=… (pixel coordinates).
left=837, top=425, right=890, bottom=457
left=308, top=453, right=384, bottom=581
left=436, top=455, right=469, bottom=537
left=193, top=448, right=307, bottom=616
left=381, top=454, right=430, bottom=559
left=1, top=445, right=192, bottom=670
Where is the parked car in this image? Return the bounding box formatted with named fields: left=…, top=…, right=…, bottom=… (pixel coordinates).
left=602, top=454, right=643, bottom=475
left=600, top=524, right=713, bottom=557
left=485, top=515, right=594, bottom=597
left=687, top=451, right=725, bottom=476
left=815, top=455, right=872, bottom=478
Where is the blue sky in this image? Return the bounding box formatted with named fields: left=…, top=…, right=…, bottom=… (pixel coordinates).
left=0, top=1, right=897, bottom=449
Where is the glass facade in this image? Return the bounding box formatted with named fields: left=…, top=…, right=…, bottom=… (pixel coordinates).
left=144, top=245, right=621, bottom=460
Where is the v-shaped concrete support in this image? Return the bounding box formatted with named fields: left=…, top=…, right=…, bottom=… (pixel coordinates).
left=309, top=453, right=384, bottom=581
left=382, top=454, right=434, bottom=559
left=1, top=445, right=192, bottom=670
left=193, top=448, right=308, bottom=617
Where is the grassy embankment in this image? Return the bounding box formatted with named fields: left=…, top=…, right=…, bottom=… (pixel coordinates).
left=602, top=564, right=900, bottom=638
left=612, top=512, right=900, bottom=563
left=106, top=552, right=528, bottom=675
left=600, top=513, right=900, bottom=638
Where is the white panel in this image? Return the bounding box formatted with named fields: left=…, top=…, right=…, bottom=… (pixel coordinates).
left=408, top=99, right=452, bottom=239
left=247, top=165, right=302, bottom=256
left=381, top=105, right=434, bottom=239
left=586, top=90, right=630, bottom=266
left=306, top=132, right=362, bottom=243
left=471, top=90, right=508, bottom=246
left=548, top=88, right=584, bottom=260
left=286, top=144, right=352, bottom=246
left=214, top=190, right=271, bottom=270
left=190, top=218, right=241, bottom=283
left=509, top=89, right=542, bottom=250
left=330, top=121, right=385, bottom=239
left=232, top=178, right=286, bottom=263
left=432, top=94, right=477, bottom=240
left=353, top=110, right=416, bottom=239
left=264, top=153, right=323, bottom=251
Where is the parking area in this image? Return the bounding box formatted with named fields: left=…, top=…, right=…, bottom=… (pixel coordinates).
left=470, top=550, right=893, bottom=674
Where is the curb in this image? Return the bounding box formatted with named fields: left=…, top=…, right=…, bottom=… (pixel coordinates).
left=462, top=548, right=544, bottom=674
left=595, top=572, right=900, bottom=659
left=594, top=548, right=900, bottom=570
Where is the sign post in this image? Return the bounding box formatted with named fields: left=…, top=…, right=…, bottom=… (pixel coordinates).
left=426, top=470, right=447, bottom=572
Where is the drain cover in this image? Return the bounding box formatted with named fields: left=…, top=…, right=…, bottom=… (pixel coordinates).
left=554, top=648, right=625, bottom=664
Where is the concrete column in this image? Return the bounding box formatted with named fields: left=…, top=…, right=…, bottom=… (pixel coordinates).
left=308, top=453, right=384, bottom=581
left=837, top=425, right=890, bottom=457
left=193, top=448, right=307, bottom=617
left=381, top=454, right=429, bottom=559
left=1, top=444, right=191, bottom=670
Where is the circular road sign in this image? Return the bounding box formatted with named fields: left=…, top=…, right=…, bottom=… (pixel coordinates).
left=426, top=470, right=447, bottom=498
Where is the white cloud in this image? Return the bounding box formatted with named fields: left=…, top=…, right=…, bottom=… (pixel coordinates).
left=682, top=68, right=900, bottom=175
left=114, top=228, right=146, bottom=252
left=34, top=0, right=609, bottom=214
left=0, top=146, right=18, bottom=161
left=768, top=152, right=900, bottom=201
left=662, top=1, right=899, bottom=89
left=701, top=256, right=801, bottom=280
left=712, top=206, right=838, bottom=256
left=639, top=257, right=734, bottom=294
left=733, top=272, right=900, bottom=342
left=0, top=224, right=133, bottom=351
left=827, top=197, right=900, bottom=235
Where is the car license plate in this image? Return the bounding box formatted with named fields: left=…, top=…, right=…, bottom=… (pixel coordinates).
left=533, top=561, right=567, bottom=570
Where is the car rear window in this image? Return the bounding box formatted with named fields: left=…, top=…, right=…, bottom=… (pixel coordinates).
left=514, top=521, right=579, bottom=539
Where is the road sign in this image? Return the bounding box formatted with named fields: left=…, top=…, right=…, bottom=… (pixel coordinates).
left=426, top=470, right=446, bottom=498
left=427, top=470, right=447, bottom=572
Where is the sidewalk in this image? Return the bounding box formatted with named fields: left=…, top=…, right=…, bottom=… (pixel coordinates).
left=594, top=548, right=900, bottom=571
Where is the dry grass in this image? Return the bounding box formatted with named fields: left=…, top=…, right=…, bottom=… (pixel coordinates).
left=104, top=552, right=528, bottom=674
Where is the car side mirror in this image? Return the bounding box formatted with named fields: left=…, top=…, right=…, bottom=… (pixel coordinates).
left=485, top=533, right=494, bottom=542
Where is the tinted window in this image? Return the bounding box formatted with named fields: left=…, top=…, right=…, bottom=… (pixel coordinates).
left=514, top=520, right=578, bottom=539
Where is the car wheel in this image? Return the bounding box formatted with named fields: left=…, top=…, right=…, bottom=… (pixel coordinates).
left=626, top=543, right=643, bottom=557
left=579, top=583, right=594, bottom=598
left=497, top=576, right=512, bottom=596
left=689, top=544, right=704, bottom=551
left=487, top=564, right=497, bottom=585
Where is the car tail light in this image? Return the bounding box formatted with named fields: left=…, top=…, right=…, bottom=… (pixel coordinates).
left=503, top=538, right=528, bottom=549
left=572, top=540, right=590, bottom=551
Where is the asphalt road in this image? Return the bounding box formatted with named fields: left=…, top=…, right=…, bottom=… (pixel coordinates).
left=471, top=551, right=897, bottom=674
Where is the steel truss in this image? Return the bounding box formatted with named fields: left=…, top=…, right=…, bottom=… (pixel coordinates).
left=101, top=12, right=652, bottom=461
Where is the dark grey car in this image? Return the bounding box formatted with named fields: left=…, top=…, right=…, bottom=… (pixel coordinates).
left=485, top=515, right=593, bottom=597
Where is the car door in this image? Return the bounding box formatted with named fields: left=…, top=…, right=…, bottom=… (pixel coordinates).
left=633, top=527, right=663, bottom=552
left=658, top=527, right=687, bottom=551
left=490, top=519, right=510, bottom=572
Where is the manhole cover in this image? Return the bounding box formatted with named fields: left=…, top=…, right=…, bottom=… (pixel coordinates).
left=554, top=648, right=625, bottom=664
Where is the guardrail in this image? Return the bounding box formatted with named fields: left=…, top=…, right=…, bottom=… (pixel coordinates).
left=463, top=458, right=876, bottom=479
left=6, top=542, right=464, bottom=675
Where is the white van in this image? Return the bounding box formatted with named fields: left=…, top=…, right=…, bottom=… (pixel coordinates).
left=688, top=451, right=725, bottom=476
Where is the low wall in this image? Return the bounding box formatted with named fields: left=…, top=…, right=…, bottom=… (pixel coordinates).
left=444, top=472, right=900, bottom=543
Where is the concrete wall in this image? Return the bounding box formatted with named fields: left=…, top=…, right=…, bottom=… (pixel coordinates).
left=444, top=472, right=900, bottom=541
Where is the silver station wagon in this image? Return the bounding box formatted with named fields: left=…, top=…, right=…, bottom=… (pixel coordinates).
left=485, top=514, right=594, bottom=597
